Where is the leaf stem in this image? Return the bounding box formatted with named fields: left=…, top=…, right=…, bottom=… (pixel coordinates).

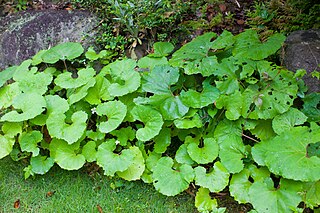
left=242, top=133, right=259, bottom=143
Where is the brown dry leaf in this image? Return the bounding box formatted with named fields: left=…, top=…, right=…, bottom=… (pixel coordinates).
left=237, top=19, right=245, bottom=25
left=46, top=191, right=56, bottom=197
left=164, top=11, right=174, bottom=18
left=219, top=4, right=227, bottom=12
left=97, top=204, right=103, bottom=213
left=14, top=199, right=20, bottom=209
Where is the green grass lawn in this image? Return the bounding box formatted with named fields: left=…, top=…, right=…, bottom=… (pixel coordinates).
left=0, top=156, right=197, bottom=213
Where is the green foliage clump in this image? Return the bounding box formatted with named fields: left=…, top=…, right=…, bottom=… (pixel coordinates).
left=1, top=30, right=320, bottom=212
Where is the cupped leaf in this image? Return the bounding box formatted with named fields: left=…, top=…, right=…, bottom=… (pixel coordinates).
left=1, top=93, right=46, bottom=122
left=131, top=105, right=164, bottom=141
left=137, top=56, right=168, bottom=70
left=215, top=90, right=242, bottom=120
left=211, top=30, right=235, bottom=49
left=152, top=157, right=194, bottom=196
left=252, top=125, right=320, bottom=182
left=272, top=108, right=307, bottom=135
left=174, top=114, right=203, bottom=129
left=301, top=181, right=320, bottom=208
left=1, top=122, right=22, bottom=138
left=41, top=42, right=84, bottom=64
left=95, top=100, right=127, bottom=134
left=96, top=139, right=135, bottom=176
left=0, top=66, right=16, bottom=87
left=55, top=68, right=95, bottom=89
left=141, top=65, right=179, bottom=95
left=194, top=162, right=230, bottom=193
left=180, top=80, right=220, bottom=108
left=30, top=155, right=55, bottom=174
left=154, top=128, right=171, bottom=154
left=117, top=146, right=145, bottom=181
left=19, top=131, right=42, bottom=156
left=107, top=59, right=141, bottom=96
left=49, top=139, right=85, bottom=170
left=183, top=56, right=221, bottom=76
left=175, top=144, right=196, bottom=165
left=45, top=95, right=69, bottom=114
left=0, top=135, right=15, bottom=159
left=46, top=111, right=88, bottom=144
left=187, top=138, right=219, bottom=164
left=67, top=78, right=96, bottom=105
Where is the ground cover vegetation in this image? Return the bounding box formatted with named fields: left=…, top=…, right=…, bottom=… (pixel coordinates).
left=0, top=28, right=320, bottom=212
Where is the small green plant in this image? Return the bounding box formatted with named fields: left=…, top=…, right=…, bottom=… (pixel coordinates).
left=1, top=30, right=320, bottom=212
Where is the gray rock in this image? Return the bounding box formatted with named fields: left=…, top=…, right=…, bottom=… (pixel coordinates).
left=283, top=29, right=320, bottom=93
left=0, top=10, right=98, bottom=70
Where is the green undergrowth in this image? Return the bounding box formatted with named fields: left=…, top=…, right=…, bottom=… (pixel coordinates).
left=1, top=29, right=320, bottom=212
left=0, top=156, right=196, bottom=212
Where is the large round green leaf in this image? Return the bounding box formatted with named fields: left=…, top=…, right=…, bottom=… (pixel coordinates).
left=49, top=139, right=85, bottom=170
left=41, top=42, right=84, bottom=64
left=96, top=100, right=127, bottom=133
left=1, top=93, right=46, bottom=122
left=187, top=138, right=219, bottom=164
left=152, top=157, right=194, bottom=196
left=195, top=187, right=226, bottom=213
left=46, top=111, right=88, bottom=144
left=30, top=155, right=55, bottom=174
left=117, top=146, right=145, bottom=181
left=55, top=68, right=95, bottom=89
left=96, top=139, right=135, bottom=176
left=194, top=162, right=230, bottom=193
left=131, top=105, right=164, bottom=141
left=0, top=83, right=21, bottom=109
left=252, top=125, right=320, bottom=182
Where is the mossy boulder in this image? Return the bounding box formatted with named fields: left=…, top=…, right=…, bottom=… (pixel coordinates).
left=0, top=10, right=98, bottom=70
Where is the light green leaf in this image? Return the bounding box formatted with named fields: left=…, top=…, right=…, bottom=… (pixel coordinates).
left=107, top=59, right=141, bottom=96
left=110, top=127, right=136, bottom=146
left=67, top=78, right=96, bottom=105
left=131, top=105, right=164, bottom=141
left=183, top=56, right=220, bottom=76
left=96, top=100, right=127, bottom=133
left=41, top=42, right=84, bottom=64
left=31, top=49, right=47, bottom=65
left=0, top=66, right=16, bottom=87
left=215, top=91, right=242, bottom=120
left=45, top=95, right=69, bottom=114
left=85, top=75, right=113, bottom=104
left=175, top=144, right=196, bottom=165
left=1, top=122, right=22, bottom=138
left=82, top=141, right=97, bottom=162
left=194, top=162, right=230, bottom=193
left=252, top=126, right=320, bottom=182
left=301, top=181, right=320, bottom=208
left=49, top=139, right=85, bottom=170
left=46, top=111, right=88, bottom=144
left=85, top=47, right=108, bottom=61
left=214, top=119, right=246, bottom=173
left=249, top=179, right=303, bottom=213
left=96, top=139, right=135, bottom=176
left=0, top=135, right=15, bottom=159
left=148, top=42, right=174, bottom=57
left=180, top=80, right=220, bottom=108
left=152, top=157, right=194, bottom=196
left=195, top=187, right=226, bottom=213
left=159, top=95, right=189, bottom=120
left=154, top=128, right=171, bottom=154
left=187, top=138, right=219, bottom=164
left=55, top=68, right=95, bottom=89
left=19, top=131, right=42, bottom=156
left=250, top=119, right=276, bottom=140
left=138, top=56, right=168, bottom=70
left=14, top=68, right=52, bottom=95
left=141, top=65, right=179, bottom=95
left=272, top=108, right=308, bottom=135
left=174, top=114, right=203, bottom=129
left=0, top=83, right=21, bottom=109
left=229, top=164, right=271, bottom=204
left=211, top=30, right=235, bottom=49
left=1, top=93, right=46, bottom=122
left=30, top=155, right=55, bottom=174
left=117, top=146, right=145, bottom=181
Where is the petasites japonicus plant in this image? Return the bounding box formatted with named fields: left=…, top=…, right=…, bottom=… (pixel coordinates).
left=1, top=29, right=319, bottom=212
